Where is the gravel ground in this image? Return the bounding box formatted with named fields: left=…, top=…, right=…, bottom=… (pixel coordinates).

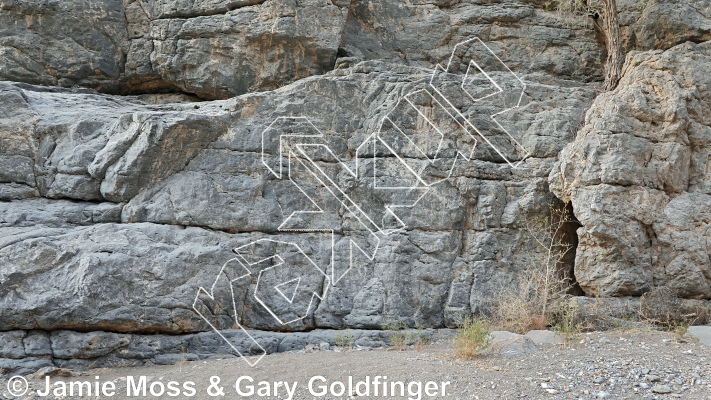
left=3, top=329, right=711, bottom=400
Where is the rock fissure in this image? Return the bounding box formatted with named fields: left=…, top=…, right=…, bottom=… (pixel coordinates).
left=147, top=0, right=269, bottom=20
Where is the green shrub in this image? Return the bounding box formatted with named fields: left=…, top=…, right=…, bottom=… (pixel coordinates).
left=454, top=316, right=492, bottom=359
left=551, top=297, right=583, bottom=341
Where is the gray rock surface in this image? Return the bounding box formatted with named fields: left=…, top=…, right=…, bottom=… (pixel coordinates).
left=524, top=329, right=564, bottom=345
left=124, top=0, right=349, bottom=99
left=0, top=0, right=127, bottom=91
left=549, top=41, right=711, bottom=299
left=339, top=0, right=603, bottom=83
left=2, top=0, right=710, bottom=98
left=0, top=82, right=230, bottom=201
left=0, top=0, right=349, bottom=99
left=489, top=329, right=563, bottom=354
left=0, top=57, right=596, bottom=334
left=3, top=0, right=711, bottom=376
left=0, top=328, right=454, bottom=375
left=687, top=325, right=711, bottom=347
left=489, top=333, right=538, bottom=356
left=619, top=0, right=711, bottom=51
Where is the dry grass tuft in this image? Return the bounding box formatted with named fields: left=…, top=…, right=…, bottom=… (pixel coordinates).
left=639, top=287, right=711, bottom=327
left=489, top=202, right=580, bottom=338
left=454, top=316, right=493, bottom=359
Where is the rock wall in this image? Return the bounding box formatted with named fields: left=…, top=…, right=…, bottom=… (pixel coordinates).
left=549, top=41, right=711, bottom=299
left=0, top=63, right=596, bottom=335
left=1, top=0, right=607, bottom=99
left=618, top=0, right=711, bottom=51
left=1, top=0, right=349, bottom=99
left=0, top=328, right=454, bottom=375
left=1, top=0, right=711, bottom=374
left=2, top=0, right=709, bottom=98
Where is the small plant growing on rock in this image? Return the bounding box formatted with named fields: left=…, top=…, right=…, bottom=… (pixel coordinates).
left=550, top=0, right=602, bottom=28
left=384, top=318, right=411, bottom=351
left=177, top=348, right=190, bottom=372
left=490, top=289, right=544, bottom=334
left=413, top=325, right=431, bottom=351
left=609, top=314, right=638, bottom=330
left=669, top=321, right=690, bottom=342
left=335, top=330, right=355, bottom=353
left=454, top=316, right=492, bottom=359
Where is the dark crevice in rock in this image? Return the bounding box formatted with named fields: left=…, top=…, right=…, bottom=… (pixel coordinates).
left=336, top=47, right=350, bottom=58
left=121, top=78, right=217, bottom=101
left=130, top=91, right=205, bottom=104
left=643, top=222, right=659, bottom=287
left=147, top=0, right=268, bottom=20
left=21, top=323, right=191, bottom=336
left=43, top=196, right=108, bottom=205
left=560, top=201, right=583, bottom=296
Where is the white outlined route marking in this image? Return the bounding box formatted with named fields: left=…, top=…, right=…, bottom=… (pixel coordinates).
left=285, top=145, right=382, bottom=286
left=194, top=36, right=529, bottom=366
left=429, top=37, right=529, bottom=168
left=192, top=258, right=266, bottom=367
left=238, top=239, right=330, bottom=326
left=261, top=116, right=324, bottom=180
left=275, top=277, right=301, bottom=303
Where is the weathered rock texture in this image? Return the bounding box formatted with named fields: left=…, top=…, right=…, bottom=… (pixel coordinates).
left=0, top=328, right=454, bottom=375
left=0, top=62, right=597, bottom=334
left=2, top=0, right=711, bottom=374
left=1, top=0, right=349, bottom=99
left=618, top=0, right=711, bottom=52
left=550, top=41, right=711, bottom=299
left=338, top=0, right=603, bottom=82
left=2, top=0, right=708, bottom=98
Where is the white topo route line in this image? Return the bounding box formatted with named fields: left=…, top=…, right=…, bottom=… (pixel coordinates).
left=194, top=37, right=529, bottom=365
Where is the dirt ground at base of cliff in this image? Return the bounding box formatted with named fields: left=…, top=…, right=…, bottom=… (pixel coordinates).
left=6, top=329, right=711, bottom=400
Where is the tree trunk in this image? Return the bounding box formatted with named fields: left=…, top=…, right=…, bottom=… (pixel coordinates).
left=601, top=0, right=623, bottom=91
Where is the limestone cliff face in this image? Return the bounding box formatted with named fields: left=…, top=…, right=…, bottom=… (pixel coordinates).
left=1, top=0, right=711, bottom=373
left=549, top=42, right=711, bottom=299
left=0, top=0, right=349, bottom=99
left=1, top=0, right=604, bottom=98
left=0, top=64, right=596, bottom=333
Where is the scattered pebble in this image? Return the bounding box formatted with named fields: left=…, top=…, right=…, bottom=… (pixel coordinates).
left=651, top=384, right=672, bottom=394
